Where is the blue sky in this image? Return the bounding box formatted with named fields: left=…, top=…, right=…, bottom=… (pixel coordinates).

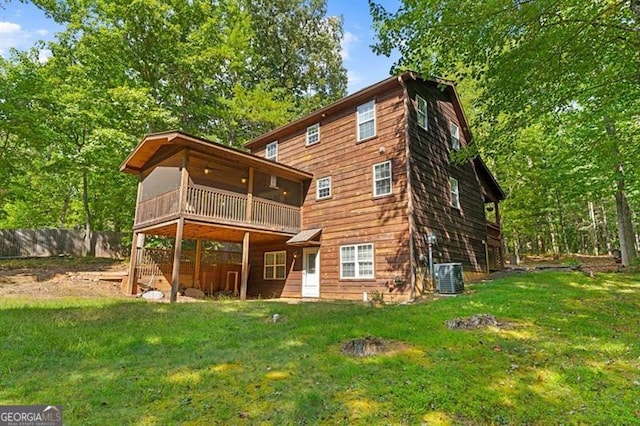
left=0, top=0, right=400, bottom=93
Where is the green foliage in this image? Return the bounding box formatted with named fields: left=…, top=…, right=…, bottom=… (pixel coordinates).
left=1, top=0, right=346, bottom=232
left=371, top=0, right=639, bottom=260
left=0, top=271, right=639, bottom=423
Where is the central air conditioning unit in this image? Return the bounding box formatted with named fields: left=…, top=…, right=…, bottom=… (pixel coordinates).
left=434, top=263, right=464, bottom=294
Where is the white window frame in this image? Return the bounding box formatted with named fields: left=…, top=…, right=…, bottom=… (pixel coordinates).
left=357, top=100, right=376, bottom=141
left=373, top=161, right=392, bottom=197
left=265, top=141, right=278, bottom=161
left=417, top=95, right=428, bottom=130
left=316, top=176, right=331, bottom=200
left=450, top=122, right=460, bottom=151
left=269, top=175, right=278, bottom=189
left=340, top=243, right=374, bottom=279
left=264, top=250, right=286, bottom=280
left=450, top=177, right=460, bottom=209
left=306, top=123, right=320, bottom=145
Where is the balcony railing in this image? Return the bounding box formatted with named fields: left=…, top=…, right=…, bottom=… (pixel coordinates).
left=136, top=189, right=181, bottom=225
left=134, top=185, right=300, bottom=233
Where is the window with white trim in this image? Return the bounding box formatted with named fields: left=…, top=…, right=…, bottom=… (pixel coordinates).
left=269, top=175, right=278, bottom=189
left=450, top=177, right=460, bottom=209
left=265, top=141, right=278, bottom=161
left=357, top=100, right=376, bottom=141
left=450, top=123, right=460, bottom=151
left=373, top=161, right=392, bottom=197
left=340, top=244, right=374, bottom=279
left=417, top=95, right=428, bottom=130
left=306, top=123, right=320, bottom=145
left=316, top=176, right=331, bottom=199
left=264, top=251, right=286, bottom=280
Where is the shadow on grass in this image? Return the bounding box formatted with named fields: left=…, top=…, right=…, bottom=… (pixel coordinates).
left=0, top=271, right=638, bottom=424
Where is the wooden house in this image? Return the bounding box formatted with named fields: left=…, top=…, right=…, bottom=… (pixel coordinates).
left=120, top=72, right=505, bottom=302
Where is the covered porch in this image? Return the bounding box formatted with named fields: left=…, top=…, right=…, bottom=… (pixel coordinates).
left=127, top=220, right=294, bottom=301
left=120, top=131, right=313, bottom=301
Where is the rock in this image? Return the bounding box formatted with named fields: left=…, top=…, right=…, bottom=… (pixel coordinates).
left=184, top=287, right=205, bottom=299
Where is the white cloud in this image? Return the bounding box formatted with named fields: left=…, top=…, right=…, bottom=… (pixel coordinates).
left=38, top=48, right=52, bottom=63
left=340, top=31, right=358, bottom=61
left=346, top=69, right=365, bottom=93
left=0, top=21, right=22, bottom=34
left=36, top=29, right=49, bottom=36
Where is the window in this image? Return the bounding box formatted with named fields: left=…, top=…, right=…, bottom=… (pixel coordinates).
left=264, top=251, right=286, bottom=280
left=266, top=141, right=278, bottom=161
left=450, top=123, right=460, bottom=151
left=317, top=176, right=331, bottom=199
left=357, top=100, right=376, bottom=141
left=340, top=244, right=374, bottom=279
left=269, top=175, right=278, bottom=189
left=306, top=123, right=320, bottom=145
left=450, top=177, right=460, bottom=209
left=417, top=95, right=428, bottom=129
left=373, top=161, right=392, bottom=197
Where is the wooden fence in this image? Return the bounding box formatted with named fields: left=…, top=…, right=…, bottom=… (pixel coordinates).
left=0, top=229, right=126, bottom=258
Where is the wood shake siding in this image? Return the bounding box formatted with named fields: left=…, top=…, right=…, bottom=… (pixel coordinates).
left=407, top=81, right=488, bottom=275
left=251, top=87, right=411, bottom=300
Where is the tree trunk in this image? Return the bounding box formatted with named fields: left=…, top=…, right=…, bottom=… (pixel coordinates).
left=82, top=168, right=95, bottom=256
left=600, top=203, right=612, bottom=255
left=607, top=120, right=637, bottom=266
left=588, top=201, right=599, bottom=256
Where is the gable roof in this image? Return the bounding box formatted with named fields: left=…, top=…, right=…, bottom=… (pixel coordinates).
left=244, top=71, right=504, bottom=201
left=120, top=130, right=313, bottom=182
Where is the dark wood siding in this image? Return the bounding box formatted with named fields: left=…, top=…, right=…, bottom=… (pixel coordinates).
left=251, top=87, right=411, bottom=300
left=407, top=81, right=488, bottom=275
left=247, top=241, right=302, bottom=298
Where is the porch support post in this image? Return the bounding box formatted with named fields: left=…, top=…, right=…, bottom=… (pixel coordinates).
left=126, top=231, right=141, bottom=295
left=240, top=231, right=250, bottom=300
left=170, top=218, right=185, bottom=303
left=194, top=238, right=202, bottom=288
left=246, top=167, right=254, bottom=223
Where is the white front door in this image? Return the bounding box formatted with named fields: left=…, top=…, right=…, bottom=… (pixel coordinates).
left=302, top=248, right=320, bottom=298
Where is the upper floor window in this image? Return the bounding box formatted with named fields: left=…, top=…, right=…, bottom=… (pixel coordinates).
left=357, top=100, right=376, bottom=141
left=340, top=243, right=374, bottom=279
left=264, top=250, right=286, bottom=280
left=450, top=177, right=460, bottom=209
left=450, top=123, right=460, bottom=151
left=373, top=161, right=392, bottom=197
left=417, top=95, right=428, bottom=130
left=306, top=123, right=320, bottom=145
left=266, top=141, right=278, bottom=161
left=317, top=176, right=331, bottom=199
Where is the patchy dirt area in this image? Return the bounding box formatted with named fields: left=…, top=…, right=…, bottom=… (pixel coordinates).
left=490, top=254, right=622, bottom=280
left=0, top=258, right=128, bottom=299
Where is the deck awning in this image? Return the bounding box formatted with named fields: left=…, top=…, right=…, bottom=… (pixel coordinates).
left=286, top=228, right=322, bottom=246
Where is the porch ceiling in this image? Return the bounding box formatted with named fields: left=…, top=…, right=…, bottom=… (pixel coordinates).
left=120, top=131, right=313, bottom=183
left=138, top=220, right=290, bottom=245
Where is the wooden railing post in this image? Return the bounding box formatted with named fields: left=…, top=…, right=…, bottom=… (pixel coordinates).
left=246, top=167, right=254, bottom=223
left=179, top=150, right=190, bottom=214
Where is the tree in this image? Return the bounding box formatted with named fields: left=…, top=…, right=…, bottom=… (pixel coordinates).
left=372, top=0, right=639, bottom=265
left=1, top=0, right=346, bottom=234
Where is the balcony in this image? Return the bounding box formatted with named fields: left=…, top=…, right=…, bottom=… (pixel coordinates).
left=135, top=185, right=301, bottom=234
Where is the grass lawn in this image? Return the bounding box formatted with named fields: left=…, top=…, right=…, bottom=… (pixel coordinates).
left=1, top=271, right=639, bottom=425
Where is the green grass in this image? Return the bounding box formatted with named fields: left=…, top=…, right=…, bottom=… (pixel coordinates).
left=1, top=271, right=639, bottom=425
